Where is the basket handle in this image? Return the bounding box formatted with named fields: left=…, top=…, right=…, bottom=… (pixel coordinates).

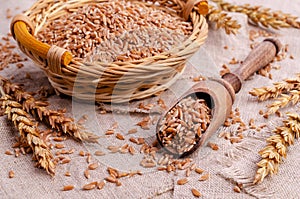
left=182, top=0, right=209, bottom=20
left=10, top=14, right=73, bottom=73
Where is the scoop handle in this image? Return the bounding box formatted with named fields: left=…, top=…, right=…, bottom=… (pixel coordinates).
left=222, top=38, right=282, bottom=93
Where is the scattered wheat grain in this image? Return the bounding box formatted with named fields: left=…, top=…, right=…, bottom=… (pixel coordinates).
left=62, top=185, right=74, bottom=191
left=88, top=163, right=99, bottom=170
left=191, top=188, right=202, bottom=197
left=8, top=170, right=14, bottom=178
left=177, top=178, right=188, bottom=185
left=199, top=173, right=209, bottom=181
left=233, top=186, right=241, bottom=193
left=82, top=182, right=97, bottom=190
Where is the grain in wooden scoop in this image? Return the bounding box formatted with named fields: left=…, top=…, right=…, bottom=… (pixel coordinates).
left=158, top=96, right=211, bottom=155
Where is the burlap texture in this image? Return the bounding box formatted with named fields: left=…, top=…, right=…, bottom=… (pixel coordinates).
left=0, top=0, right=300, bottom=198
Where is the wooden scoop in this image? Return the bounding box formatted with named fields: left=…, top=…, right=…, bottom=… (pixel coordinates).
left=156, top=38, right=282, bottom=158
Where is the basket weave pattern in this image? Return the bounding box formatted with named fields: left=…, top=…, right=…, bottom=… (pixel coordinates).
left=11, top=0, right=208, bottom=103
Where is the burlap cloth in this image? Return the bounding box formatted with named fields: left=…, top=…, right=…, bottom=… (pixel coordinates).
left=1, top=0, right=300, bottom=198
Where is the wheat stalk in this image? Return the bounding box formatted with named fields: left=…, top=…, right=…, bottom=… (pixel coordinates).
left=207, top=6, right=241, bottom=34
left=249, top=76, right=300, bottom=116
left=249, top=78, right=300, bottom=101
left=0, top=88, right=55, bottom=175
left=210, top=0, right=300, bottom=29
left=0, top=77, right=99, bottom=143
left=265, top=90, right=300, bottom=116
left=253, top=113, right=300, bottom=184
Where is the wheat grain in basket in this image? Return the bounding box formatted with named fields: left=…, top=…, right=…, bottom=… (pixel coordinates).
left=10, top=0, right=208, bottom=103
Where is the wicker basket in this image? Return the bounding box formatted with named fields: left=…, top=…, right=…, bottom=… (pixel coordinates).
left=10, top=0, right=208, bottom=103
